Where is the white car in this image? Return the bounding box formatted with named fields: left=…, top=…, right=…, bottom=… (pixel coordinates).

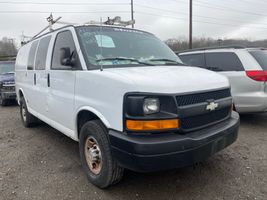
left=177, top=46, right=267, bottom=113
left=15, top=25, right=240, bottom=188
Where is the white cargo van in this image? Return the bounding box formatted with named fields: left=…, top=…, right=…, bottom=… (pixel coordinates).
left=15, top=24, right=240, bottom=188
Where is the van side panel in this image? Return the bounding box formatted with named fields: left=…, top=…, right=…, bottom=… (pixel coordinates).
left=15, top=43, right=31, bottom=103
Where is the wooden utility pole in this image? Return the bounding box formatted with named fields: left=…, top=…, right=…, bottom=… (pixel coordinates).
left=189, top=0, right=192, bottom=49
left=131, top=0, right=134, bottom=28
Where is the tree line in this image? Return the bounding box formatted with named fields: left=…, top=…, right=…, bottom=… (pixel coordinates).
left=165, top=37, right=267, bottom=52
left=0, top=37, right=17, bottom=58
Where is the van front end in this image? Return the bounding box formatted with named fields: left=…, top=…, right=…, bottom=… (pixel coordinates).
left=109, top=112, right=239, bottom=172
left=109, top=88, right=239, bottom=172
left=0, top=82, right=16, bottom=106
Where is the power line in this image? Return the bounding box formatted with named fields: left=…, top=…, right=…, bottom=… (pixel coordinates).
left=137, top=11, right=187, bottom=21
left=194, top=0, right=267, bottom=17
left=0, top=1, right=129, bottom=5
left=0, top=0, right=266, bottom=35
left=0, top=10, right=129, bottom=14
left=136, top=11, right=267, bottom=30
left=135, top=3, right=187, bottom=15
left=1, top=0, right=266, bottom=19
left=195, top=15, right=267, bottom=27
left=135, top=3, right=267, bottom=27
left=1, top=1, right=266, bottom=27
left=224, top=0, right=267, bottom=6
left=1, top=3, right=267, bottom=28
left=143, top=0, right=267, bottom=18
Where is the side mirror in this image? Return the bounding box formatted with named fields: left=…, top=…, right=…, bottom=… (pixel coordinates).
left=60, top=47, right=75, bottom=67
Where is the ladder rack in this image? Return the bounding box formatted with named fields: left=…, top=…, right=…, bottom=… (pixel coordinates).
left=85, top=16, right=135, bottom=27
left=22, top=14, right=135, bottom=45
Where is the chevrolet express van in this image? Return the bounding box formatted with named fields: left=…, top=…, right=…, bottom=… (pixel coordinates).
left=15, top=25, right=240, bottom=188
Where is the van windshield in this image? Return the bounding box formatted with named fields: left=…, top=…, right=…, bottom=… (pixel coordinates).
left=0, top=61, right=15, bottom=75
left=249, top=50, right=267, bottom=70
left=75, top=26, right=183, bottom=69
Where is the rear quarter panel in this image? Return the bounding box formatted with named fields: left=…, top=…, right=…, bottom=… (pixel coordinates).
left=221, top=50, right=267, bottom=113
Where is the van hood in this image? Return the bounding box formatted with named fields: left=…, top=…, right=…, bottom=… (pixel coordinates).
left=0, top=72, right=15, bottom=84
left=102, top=65, right=229, bottom=94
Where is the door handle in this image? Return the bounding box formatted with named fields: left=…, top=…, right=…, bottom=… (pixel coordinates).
left=47, top=73, right=50, bottom=87
left=34, top=73, right=36, bottom=85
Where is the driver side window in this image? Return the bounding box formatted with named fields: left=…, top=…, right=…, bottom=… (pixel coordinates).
left=51, top=30, right=80, bottom=70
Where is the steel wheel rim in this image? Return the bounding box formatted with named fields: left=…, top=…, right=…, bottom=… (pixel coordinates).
left=84, top=136, right=102, bottom=175
left=21, top=104, right=27, bottom=122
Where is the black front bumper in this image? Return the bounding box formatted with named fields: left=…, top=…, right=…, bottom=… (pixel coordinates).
left=109, top=111, right=240, bottom=172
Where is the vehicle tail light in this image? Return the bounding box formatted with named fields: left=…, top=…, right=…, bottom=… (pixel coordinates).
left=126, top=119, right=179, bottom=131
left=246, top=70, right=267, bottom=82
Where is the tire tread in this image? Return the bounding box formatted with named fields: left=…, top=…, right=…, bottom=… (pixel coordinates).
left=79, top=120, right=124, bottom=188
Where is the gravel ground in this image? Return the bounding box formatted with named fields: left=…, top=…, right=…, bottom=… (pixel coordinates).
left=0, top=105, right=266, bottom=200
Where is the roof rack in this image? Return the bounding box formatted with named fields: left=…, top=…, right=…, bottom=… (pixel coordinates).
left=22, top=14, right=135, bottom=45
left=85, top=16, right=135, bottom=27
left=31, top=14, right=62, bottom=40
left=176, top=45, right=246, bottom=54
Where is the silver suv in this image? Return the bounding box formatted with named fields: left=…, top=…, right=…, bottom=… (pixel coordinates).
left=177, top=46, right=267, bottom=113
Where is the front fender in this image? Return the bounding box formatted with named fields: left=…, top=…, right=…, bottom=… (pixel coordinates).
left=74, top=106, right=111, bottom=138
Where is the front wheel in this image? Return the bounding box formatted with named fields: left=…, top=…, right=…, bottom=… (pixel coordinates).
left=79, top=120, right=124, bottom=188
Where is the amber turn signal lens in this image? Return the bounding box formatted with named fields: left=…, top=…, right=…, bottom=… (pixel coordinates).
left=126, top=119, right=179, bottom=131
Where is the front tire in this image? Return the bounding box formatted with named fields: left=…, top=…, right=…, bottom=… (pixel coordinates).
left=79, top=120, right=124, bottom=188
left=20, top=97, right=38, bottom=127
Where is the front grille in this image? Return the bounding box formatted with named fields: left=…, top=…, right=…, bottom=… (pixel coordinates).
left=176, top=88, right=232, bottom=131
left=180, top=107, right=230, bottom=130
left=176, top=88, right=231, bottom=106
left=1, top=85, right=15, bottom=92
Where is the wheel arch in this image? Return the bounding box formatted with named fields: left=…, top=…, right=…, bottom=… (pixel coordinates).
left=17, top=88, right=26, bottom=105
left=75, top=107, right=111, bottom=140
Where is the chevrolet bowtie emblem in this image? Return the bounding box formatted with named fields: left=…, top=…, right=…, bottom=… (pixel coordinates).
left=206, top=101, right=218, bottom=111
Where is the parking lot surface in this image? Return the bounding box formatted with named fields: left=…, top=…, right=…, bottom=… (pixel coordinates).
left=0, top=106, right=266, bottom=200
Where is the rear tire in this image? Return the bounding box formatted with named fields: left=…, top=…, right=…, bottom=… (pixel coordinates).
left=20, top=97, right=38, bottom=127
left=79, top=120, right=124, bottom=188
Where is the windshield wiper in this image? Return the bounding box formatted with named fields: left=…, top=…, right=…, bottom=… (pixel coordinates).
left=148, top=58, right=185, bottom=65
left=96, top=57, right=154, bottom=66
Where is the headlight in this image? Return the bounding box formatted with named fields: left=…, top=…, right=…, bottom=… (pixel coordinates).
left=143, top=98, right=160, bottom=115
left=124, top=94, right=179, bottom=132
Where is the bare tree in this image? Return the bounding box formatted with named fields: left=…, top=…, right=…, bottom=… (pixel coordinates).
left=0, top=37, right=17, bottom=57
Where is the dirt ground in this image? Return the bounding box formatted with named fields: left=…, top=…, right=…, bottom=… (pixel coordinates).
left=0, top=105, right=266, bottom=200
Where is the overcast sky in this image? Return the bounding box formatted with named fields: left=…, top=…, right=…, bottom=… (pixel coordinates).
left=1, top=0, right=267, bottom=45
